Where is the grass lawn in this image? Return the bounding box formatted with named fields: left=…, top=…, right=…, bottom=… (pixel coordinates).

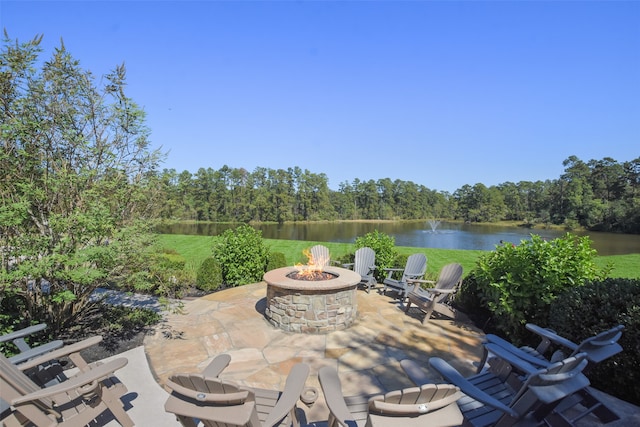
left=156, top=234, right=639, bottom=279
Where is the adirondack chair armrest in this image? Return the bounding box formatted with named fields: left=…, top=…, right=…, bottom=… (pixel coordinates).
left=383, top=267, right=403, bottom=277
left=8, top=340, right=64, bottom=364
left=165, top=379, right=250, bottom=404
left=342, top=263, right=355, bottom=269
left=319, top=366, right=357, bottom=427
left=11, top=357, right=128, bottom=405
left=525, top=324, right=578, bottom=352
left=17, top=335, right=103, bottom=371
left=0, top=323, right=48, bottom=344
left=484, top=334, right=550, bottom=368
left=429, top=357, right=518, bottom=418
left=201, top=354, right=231, bottom=378
left=483, top=343, right=541, bottom=376
left=406, top=279, right=435, bottom=284
left=424, top=288, right=456, bottom=295
left=262, top=363, right=310, bottom=427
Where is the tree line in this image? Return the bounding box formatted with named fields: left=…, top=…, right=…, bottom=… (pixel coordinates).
left=150, top=155, right=639, bottom=233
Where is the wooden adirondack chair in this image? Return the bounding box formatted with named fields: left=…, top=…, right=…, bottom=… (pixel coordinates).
left=480, top=324, right=625, bottom=424
left=342, top=247, right=377, bottom=293
left=1, top=324, right=64, bottom=364
left=422, top=343, right=592, bottom=427
left=1, top=323, right=65, bottom=388
left=382, top=253, right=427, bottom=301
left=318, top=365, right=463, bottom=427
left=309, top=245, right=331, bottom=269
left=0, top=351, right=133, bottom=427
left=164, top=357, right=310, bottom=427
left=404, top=263, right=464, bottom=324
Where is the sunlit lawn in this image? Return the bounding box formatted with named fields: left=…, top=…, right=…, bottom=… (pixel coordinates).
left=156, top=234, right=639, bottom=279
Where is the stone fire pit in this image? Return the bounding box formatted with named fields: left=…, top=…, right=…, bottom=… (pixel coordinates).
left=263, top=266, right=360, bottom=334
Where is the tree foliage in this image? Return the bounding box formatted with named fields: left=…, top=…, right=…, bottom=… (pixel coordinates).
left=151, top=156, right=639, bottom=233
left=0, top=33, right=162, bottom=333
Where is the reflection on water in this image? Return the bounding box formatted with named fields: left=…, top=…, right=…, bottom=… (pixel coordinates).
left=156, top=221, right=640, bottom=256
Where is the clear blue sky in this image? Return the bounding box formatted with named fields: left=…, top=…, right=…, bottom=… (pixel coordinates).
left=3, top=1, right=639, bottom=193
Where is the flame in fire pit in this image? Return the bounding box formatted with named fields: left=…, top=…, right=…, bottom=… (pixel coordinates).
left=292, top=248, right=333, bottom=280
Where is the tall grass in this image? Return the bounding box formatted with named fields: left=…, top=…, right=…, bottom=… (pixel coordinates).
left=156, top=234, right=639, bottom=279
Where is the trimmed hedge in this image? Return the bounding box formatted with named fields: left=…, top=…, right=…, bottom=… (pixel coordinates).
left=196, top=257, right=223, bottom=292
left=548, top=278, right=640, bottom=405
left=266, top=252, right=287, bottom=271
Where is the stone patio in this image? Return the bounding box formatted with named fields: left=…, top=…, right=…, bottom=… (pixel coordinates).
left=143, top=281, right=640, bottom=426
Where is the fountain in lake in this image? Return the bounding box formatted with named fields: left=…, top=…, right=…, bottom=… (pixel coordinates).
left=428, top=219, right=441, bottom=232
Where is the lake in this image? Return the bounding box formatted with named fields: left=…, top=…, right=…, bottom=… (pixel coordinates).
left=156, top=221, right=640, bottom=256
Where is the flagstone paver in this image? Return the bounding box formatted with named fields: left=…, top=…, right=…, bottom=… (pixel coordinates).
left=144, top=281, right=486, bottom=423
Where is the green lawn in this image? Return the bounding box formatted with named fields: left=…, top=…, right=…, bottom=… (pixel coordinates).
left=156, top=234, right=640, bottom=279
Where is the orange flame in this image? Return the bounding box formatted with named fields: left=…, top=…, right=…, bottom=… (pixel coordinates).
left=294, top=248, right=328, bottom=278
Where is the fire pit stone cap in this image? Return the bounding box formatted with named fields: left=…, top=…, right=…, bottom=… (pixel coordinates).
left=263, top=266, right=360, bottom=291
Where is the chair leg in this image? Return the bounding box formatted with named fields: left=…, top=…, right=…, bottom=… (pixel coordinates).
left=98, top=382, right=135, bottom=427
left=422, top=308, right=435, bottom=325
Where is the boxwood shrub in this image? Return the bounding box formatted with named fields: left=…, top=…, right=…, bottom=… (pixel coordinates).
left=548, top=278, right=640, bottom=405
left=196, top=257, right=223, bottom=292
left=266, top=252, right=287, bottom=271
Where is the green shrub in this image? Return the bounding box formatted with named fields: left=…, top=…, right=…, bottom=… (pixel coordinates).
left=548, top=278, right=640, bottom=405
left=266, top=252, right=287, bottom=271
left=333, top=252, right=354, bottom=266
left=212, top=225, right=269, bottom=286
left=355, top=230, right=398, bottom=282
left=196, top=258, right=223, bottom=292
left=456, top=274, right=493, bottom=330
left=460, top=233, right=607, bottom=344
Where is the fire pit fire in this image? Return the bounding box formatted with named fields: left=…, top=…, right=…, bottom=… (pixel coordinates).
left=290, top=248, right=333, bottom=280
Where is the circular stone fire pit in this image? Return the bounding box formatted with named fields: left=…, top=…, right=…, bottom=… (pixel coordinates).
left=263, top=266, right=360, bottom=334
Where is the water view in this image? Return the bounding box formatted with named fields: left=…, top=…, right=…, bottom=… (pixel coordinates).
left=157, top=221, right=640, bottom=256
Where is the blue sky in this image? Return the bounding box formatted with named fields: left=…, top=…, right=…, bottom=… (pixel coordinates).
left=3, top=1, right=639, bottom=193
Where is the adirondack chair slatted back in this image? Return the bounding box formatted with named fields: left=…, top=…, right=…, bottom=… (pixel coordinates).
left=165, top=363, right=309, bottom=427
left=0, top=354, right=54, bottom=409
left=432, top=263, right=463, bottom=303
left=309, top=245, right=331, bottom=269
left=1, top=353, right=133, bottom=427
left=574, top=325, right=624, bottom=365
left=320, top=365, right=463, bottom=427
left=353, top=247, right=375, bottom=277
left=383, top=253, right=427, bottom=300
left=516, top=353, right=590, bottom=403
left=166, top=374, right=260, bottom=427
left=402, top=253, right=427, bottom=282
left=170, top=373, right=255, bottom=404
left=368, top=383, right=461, bottom=415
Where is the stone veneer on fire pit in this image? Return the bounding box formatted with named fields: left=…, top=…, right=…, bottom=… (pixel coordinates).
left=263, top=266, right=360, bottom=334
